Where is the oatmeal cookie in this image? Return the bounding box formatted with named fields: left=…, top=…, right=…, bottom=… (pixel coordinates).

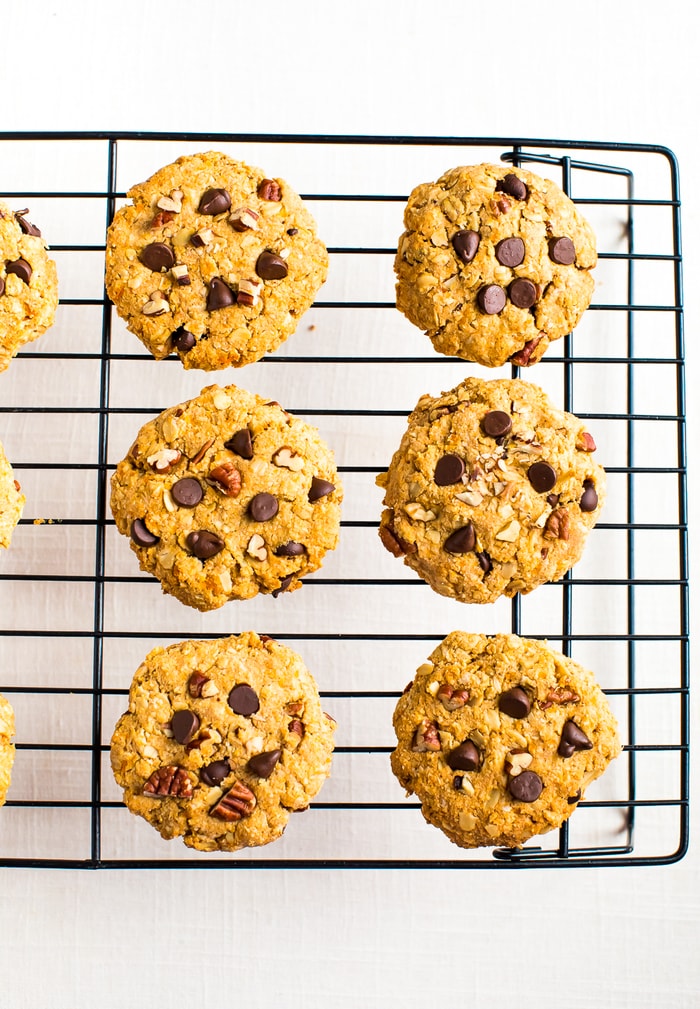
left=0, top=692, right=15, bottom=807
left=0, top=440, right=25, bottom=549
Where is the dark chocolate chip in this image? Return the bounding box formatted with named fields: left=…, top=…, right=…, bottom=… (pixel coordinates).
left=198, top=188, right=231, bottom=215
left=130, top=518, right=159, bottom=547
left=509, top=278, right=538, bottom=309
left=272, top=575, right=294, bottom=597
left=495, top=174, right=528, bottom=200
left=206, top=277, right=235, bottom=311
left=171, top=477, right=203, bottom=508
left=255, top=251, right=289, bottom=280
left=275, top=541, right=305, bottom=557
left=580, top=480, right=598, bottom=512
left=498, top=687, right=531, bottom=718
left=0, top=278, right=4, bottom=297
left=171, top=709, right=200, bottom=746
left=247, top=749, right=282, bottom=779
left=481, top=410, right=512, bottom=438
left=6, top=258, right=32, bottom=284
left=508, top=770, right=543, bottom=802
left=200, top=760, right=231, bottom=786
left=434, top=453, right=465, bottom=486
left=248, top=492, right=279, bottom=522
left=476, top=550, right=492, bottom=573
left=444, top=524, right=476, bottom=554
left=452, top=229, right=480, bottom=263
left=139, top=242, right=175, bottom=272
left=228, top=684, right=259, bottom=716
left=546, top=493, right=560, bottom=508
left=567, top=789, right=582, bottom=805
left=527, top=461, right=557, bottom=493
left=173, top=327, right=195, bottom=353
left=452, top=775, right=464, bottom=790
left=476, top=284, right=506, bottom=315
left=225, top=429, right=254, bottom=459
left=495, top=237, right=525, bottom=267
left=287, top=227, right=298, bottom=236
left=549, top=236, right=576, bottom=265
left=558, top=720, right=593, bottom=758
left=186, top=530, right=224, bottom=559
left=15, top=212, right=41, bottom=237
left=446, top=741, right=480, bottom=771
left=308, top=477, right=335, bottom=502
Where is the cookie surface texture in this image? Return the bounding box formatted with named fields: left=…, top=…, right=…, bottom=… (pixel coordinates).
left=377, top=376, right=605, bottom=604
left=0, top=692, right=16, bottom=807
left=395, top=163, right=596, bottom=367
left=110, top=633, right=335, bottom=851
left=391, top=632, right=621, bottom=849
left=0, top=440, right=25, bottom=549
left=0, top=202, right=58, bottom=372
left=105, top=151, right=328, bottom=370
left=110, top=383, right=342, bottom=611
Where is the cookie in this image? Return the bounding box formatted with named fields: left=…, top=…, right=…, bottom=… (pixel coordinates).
left=0, top=439, right=25, bottom=549
left=0, top=203, right=58, bottom=372
left=395, top=163, right=596, bottom=367
left=391, top=632, right=621, bottom=849
left=110, top=383, right=342, bottom=611
left=377, top=376, right=605, bottom=604
left=0, top=692, right=15, bottom=807
left=105, top=151, right=328, bottom=370
left=110, top=632, right=335, bottom=852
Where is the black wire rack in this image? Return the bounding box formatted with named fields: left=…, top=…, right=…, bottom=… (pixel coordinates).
left=0, top=133, right=688, bottom=868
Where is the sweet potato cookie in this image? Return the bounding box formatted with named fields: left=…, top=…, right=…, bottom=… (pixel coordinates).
left=0, top=439, right=25, bottom=549
left=395, top=163, right=596, bottom=367
left=391, top=632, right=621, bottom=849
left=110, top=633, right=335, bottom=852
left=377, top=376, right=605, bottom=604
left=105, top=151, right=328, bottom=370
left=0, top=692, right=15, bottom=807
left=111, top=383, right=342, bottom=611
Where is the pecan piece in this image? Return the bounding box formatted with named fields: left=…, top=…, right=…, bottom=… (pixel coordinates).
left=576, top=431, right=597, bottom=452
left=210, top=781, right=256, bottom=822
left=379, top=519, right=415, bottom=558
left=436, top=684, right=470, bottom=711
left=257, top=178, right=281, bottom=201
left=150, top=210, right=175, bottom=229
left=504, top=749, right=533, bottom=777
left=288, top=718, right=305, bottom=737
left=143, top=766, right=193, bottom=798
left=188, top=671, right=209, bottom=697
left=544, top=508, right=571, bottom=541
left=540, top=687, right=581, bottom=710
left=208, top=461, right=242, bottom=497
left=190, top=438, right=215, bottom=465
left=411, top=719, right=441, bottom=752
left=510, top=335, right=543, bottom=367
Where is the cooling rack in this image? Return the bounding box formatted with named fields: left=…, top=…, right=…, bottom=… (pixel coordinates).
left=0, top=133, right=687, bottom=868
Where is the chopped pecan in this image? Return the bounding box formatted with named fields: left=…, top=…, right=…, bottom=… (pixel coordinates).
left=540, top=687, right=581, bottom=710
left=411, top=719, right=441, bottom=752
left=576, top=431, right=597, bottom=452
left=210, top=781, right=256, bottom=822
left=510, top=335, right=543, bottom=367
left=188, top=671, right=209, bottom=697
left=208, top=460, right=242, bottom=497
left=379, top=520, right=415, bottom=558
left=285, top=700, right=303, bottom=715
left=185, top=729, right=211, bottom=754
left=150, top=210, right=174, bottom=229
left=504, top=749, right=532, bottom=777
left=143, top=766, right=193, bottom=798
left=147, top=448, right=181, bottom=473
left=544, top=508, right=571, bottom=541
left=288, top=718, right=305, bottom=737
left=190, top=438, right=214, bottom=465
left=436, top=684, right=470, bottom=711
left=257, top=178, right=281, bottom=201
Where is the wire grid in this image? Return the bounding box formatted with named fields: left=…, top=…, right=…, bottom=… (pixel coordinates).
left=0, top=133, right=688, bottom=868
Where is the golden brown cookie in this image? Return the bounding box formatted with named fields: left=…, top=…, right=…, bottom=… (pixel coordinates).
left=105, top=151, right=328, bottom=370
left=0, top=203, right=58, bottom=371
left=110, top=632, right=335, bottom=852
left=110, top=383, right=342, bottom=611
left=0, top=692, right=15, bottom=807
left=395, top=163, right=596, bottom=367
left=377, top=377, right=605, bottom=604
left=391, top=633, right=621, bottom=849
left=0, top=439, right=25, bottom=549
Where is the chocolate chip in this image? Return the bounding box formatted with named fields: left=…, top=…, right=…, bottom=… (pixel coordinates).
left=567, top=789, right=582, bottom=805
left=444, top=524, right=476, bottom=553
left=206, top=277, right=235, bottom=311
left=225, top=428, right=254, bottom=459
left=139, top=242, right=175, bottom=272
left=171, top=709, right=200, bottom=745
left=546, top=493, right=560, bottom=508
left=481, top=410, right=512, bottom=438
left=558, top=720, right=593, bottom=758
left=476, top=284, right=506, bottom=315
left=476, top=550, right=492, bottom=573
left=495, top=237, right=525, bottom=267
left=452, top=229, right=480, bottom=263
left=434, top=454, right=465, bottom=486
left=287, top=227, right=298, bottom=236
left=580, top=480, right=598, bottom=512
left=198, top=188, right=231, bottom=215
left=130, top=518, right=159, bottom=547
left=509, top=278, right=538, bottom=309
left=186, top=530, right=224, bottom=559
left=15, top=212, right=41, bottom=237
left=6, top=258, right=31, bottom=284
left=248, top=492, right=279, bottom=522
left=171, top=477, right=203, bottom=508
left=255, top=251, right=288, bottom=280
left=228, top=684, right=259, bottom=716
left=200, top=760, right=231, bottom=786
left=528, top=461, right=557, bottom=493
left=498, top=687, right=531, bottom=718
left=173, top=327, right=195, bottom=352
left=272, top=575, right=293, bottom=597
left=446, top=741, right=480, bottom=771
left=308, top=477, right=335, bottom=502
left=247, top=749, right=282, bottom=779
left=0, top=279, right=4, bottom=297
left=452, top=775, right=464, bottom=790
left=495, top=174, right=528, bottom=200
left=275, top=541, right=305, bottom=556
left=508, top=770, right=543, bottom=802
left=549, top=236, right=576, bottom=265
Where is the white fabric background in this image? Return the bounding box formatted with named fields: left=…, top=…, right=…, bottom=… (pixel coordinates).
left=0, top=1, right=698, bottom=1006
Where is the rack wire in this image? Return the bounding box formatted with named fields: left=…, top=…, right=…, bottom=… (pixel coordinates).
left=0, top=133, right=687, bottom=868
